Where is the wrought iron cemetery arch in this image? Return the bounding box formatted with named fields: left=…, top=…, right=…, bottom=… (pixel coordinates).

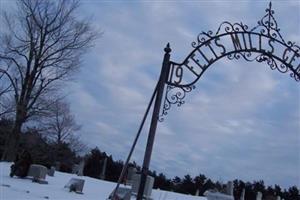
left=162, top=2, right=299, bottom=119
left=111, top=3, right=299, bottom=200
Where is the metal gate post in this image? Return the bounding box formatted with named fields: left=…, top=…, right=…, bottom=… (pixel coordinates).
left=136, top=43, right=171, bottom=200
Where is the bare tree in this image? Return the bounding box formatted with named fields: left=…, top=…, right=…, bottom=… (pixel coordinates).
left=0, top=0, right=98, bottom=161
left=68, top=135, right=88, bottom=155
left=42, top=101, right=81, bottom=145
left=0, top=71, right=14, bottom=117
left=0, top=86, right=14, bottom=118
left=41, top=100, right=87, bottom=155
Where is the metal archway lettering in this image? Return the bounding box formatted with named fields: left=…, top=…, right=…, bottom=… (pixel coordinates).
left=161, top=2, right=300, bottom=119
left=132, top=3, right=300, bottom=200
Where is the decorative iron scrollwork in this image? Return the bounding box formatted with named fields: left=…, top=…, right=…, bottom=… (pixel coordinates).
left=253, top=2, right=284, bottom=42
left=160, top=2, right=300, bottom=120
left=159, top=85, right=195, bottom=122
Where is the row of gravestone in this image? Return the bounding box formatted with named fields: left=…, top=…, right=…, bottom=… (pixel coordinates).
left=11, top=159, right=138, bottom=197
left=245, top=191, right=283, bottom=200
left=204, top=182, right=284, bottom=200
left=108, top=166, right=155, bottom=200
left=109, top=169, right=239, bottom=200
left=25, top=164, right=286, bottom=200
left=110, top=172, right=246, bottom=200
left=203, top=181, right=235, bottom=200
left=71, top=157, right=108, bottom=179
left=11, top=163, right=86, bottom=194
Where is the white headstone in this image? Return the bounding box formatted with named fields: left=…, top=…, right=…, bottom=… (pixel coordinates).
left=72, top=164, right=79, bottom=174
left=27, top=164, right=48, bottom=184
left=64, top=178, right=85, bottom=194
left=131, top=174, right=154, bottom=198
left=240, top=189, right=245, bottom=200
left=226, top=181, right=233, bottom=196
left=109, top=187, right=131, bottom=200
left=72, top=161, right=84, bottom=176
left=55, top=162, right=61, bottom=171
left=256, top=191, right=262, bottom=200
left=277, top=196, right=281, bottom=200
left=99, top=157, right=107, bottom=179
left=47, top=166, right=55, bottom=177
left=77, top=160, right=84, bottom=176
left=127, top=167, right=137, bottom=185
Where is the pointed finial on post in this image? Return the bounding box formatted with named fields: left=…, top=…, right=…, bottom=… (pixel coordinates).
left=164, top=43, right=171, bottom=53
left=266, top=1, right=273, bottom=13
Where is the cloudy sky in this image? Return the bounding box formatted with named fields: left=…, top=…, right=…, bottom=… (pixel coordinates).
left=68, top=0, right=300, bottom=188
left=2, top=0, right=300, bottom=189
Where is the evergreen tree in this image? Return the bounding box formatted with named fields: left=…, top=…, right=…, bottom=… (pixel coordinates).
left=233, top=179, right=245, bottom=200
left=154, top=173, right=172, bottom=191
left=172, top=176, right=182, bottom=193
left=288, top=186, right=300, bottom=200
left=83, top=147, right=103, bottom=178
left=194, top=174, right=207, bottom=196
left=181, top=174, right=196, bottom=194
left=203, top=179, right=215, bottom=193
left=274, top=184, right=282, bottom=197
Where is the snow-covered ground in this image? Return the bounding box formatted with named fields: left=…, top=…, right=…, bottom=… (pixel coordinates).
left=0, top=162, right=206, bottom=200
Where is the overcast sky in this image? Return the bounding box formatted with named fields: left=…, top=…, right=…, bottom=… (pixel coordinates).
left=2, top=0, right=300, bottom=189
left=70, top=0, right=300, bottom=189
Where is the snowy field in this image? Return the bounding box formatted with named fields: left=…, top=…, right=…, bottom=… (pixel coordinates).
left=0, top=162, right=206, bottom=200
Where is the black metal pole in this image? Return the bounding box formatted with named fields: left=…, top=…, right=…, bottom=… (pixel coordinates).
left=110, top=83, right=158, bottom=200
left=136, top=43, right=171, bottom=200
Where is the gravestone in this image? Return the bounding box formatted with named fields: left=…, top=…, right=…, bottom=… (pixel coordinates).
left=99, top=157, right=107, bottom=180
left=240, top=189, right=245, bottom=200
left=277, top=196, right=281, bottom=200
left=126, top=166, right=137, bottom=185
left=47, top=167, right=55, bottom=177
left=27, top=164, right=48, bottom=184
left=77, top=160, right=84, bottom=176
left=204, top=191, right=234, bottom=200
left=131, top=174, right=154, bottom=199
left=226, top=181, right=233, bottom=196
left=195, top=189, right=200, bottom=196
left=72, top=160, right=85, bottom=176
left=108, top=187, right=131, bottom=200
left=55, top=162, right=61, bottom=171
left=256, top=192, right=262, bottom=200
left=64, top=178, right=85, bottom=194
left=72, top=164, right=79, bottom=174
